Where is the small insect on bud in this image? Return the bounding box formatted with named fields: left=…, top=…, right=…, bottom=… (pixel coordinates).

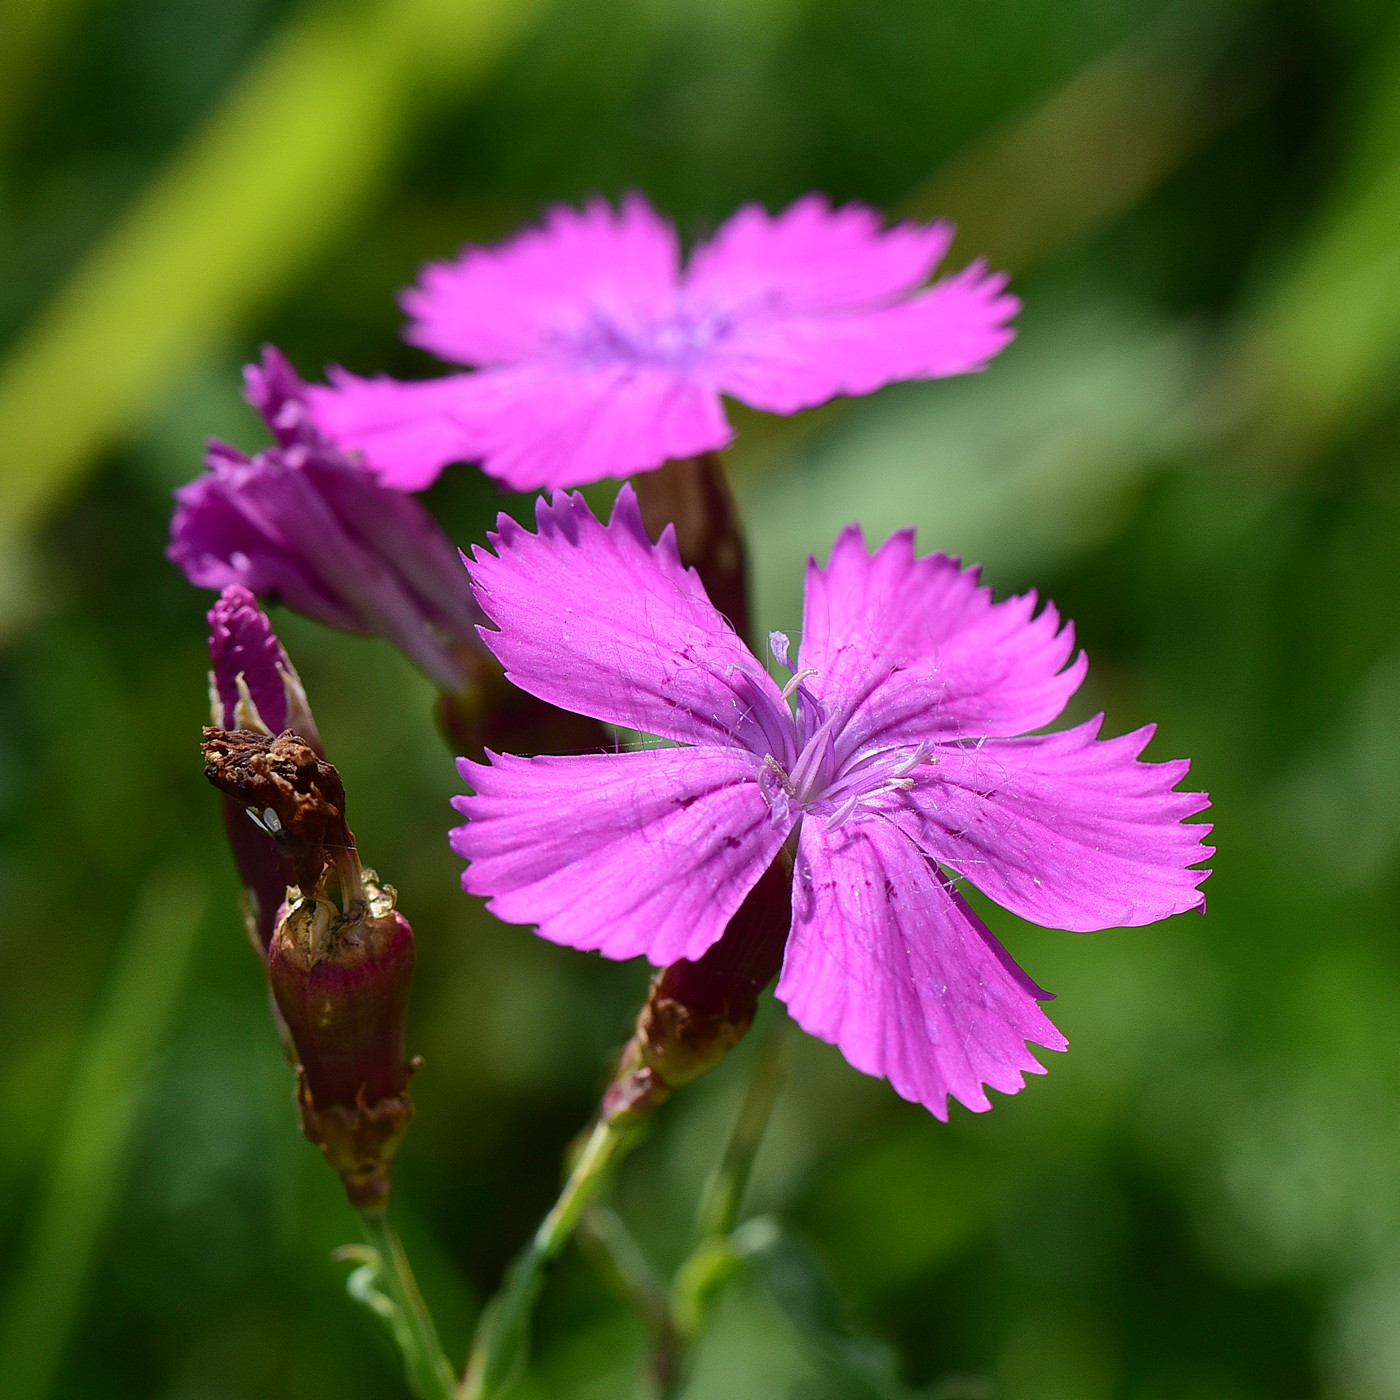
left=602, top=854, right=792, bottom=1124
left=202, top=726, right=417, bottom=1211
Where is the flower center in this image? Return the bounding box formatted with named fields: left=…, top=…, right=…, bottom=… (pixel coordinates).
left=755, top=631, right=934, bottom=829
left=561, top=305, right=731, bottom=370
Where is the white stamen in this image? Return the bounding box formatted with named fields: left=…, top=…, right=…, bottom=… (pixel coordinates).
left=231, top=673, right=273, bottom=735
left=889, top=741, right=935, bottom=777
left=780, top=667, right=819, bottom=700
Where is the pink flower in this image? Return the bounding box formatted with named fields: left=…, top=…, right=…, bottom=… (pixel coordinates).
left=170, top=347, right=485, bottom=693
left=450, top=488, right=1212, bottom=1119
left=306, top=195, right=1018, bottom=494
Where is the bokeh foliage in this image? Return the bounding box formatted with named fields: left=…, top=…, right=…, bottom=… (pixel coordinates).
left=4, top=0, right=1400, bottom=1396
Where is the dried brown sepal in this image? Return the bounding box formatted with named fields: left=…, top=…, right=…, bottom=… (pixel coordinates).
left=294, top=1070, right=417, bottom=1212
left=201, top=727, right=351, bottom=896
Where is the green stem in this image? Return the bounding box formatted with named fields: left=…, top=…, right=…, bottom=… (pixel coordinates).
left=693, top=1019, right=794, bottom=1243
left=459, top=1117, right=635, bottom=1400
left=357, top=1208, right=457, bottom=1400
left=577, top=1204, right=684, bottom=1396
left=672, top=1020, right=794, bottom=1344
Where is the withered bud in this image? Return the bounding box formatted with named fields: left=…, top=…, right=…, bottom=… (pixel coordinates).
left=269, top=880, right=417, bottom=1212
left=201, top=728, right=352, bottom=901
left=634, top=450, right=751, bottom=644
left=603, top=853, right=792, bottom=1123
left=205, top=584, right=322, bottom=953
left=201, top=726, right=418, bottom=1208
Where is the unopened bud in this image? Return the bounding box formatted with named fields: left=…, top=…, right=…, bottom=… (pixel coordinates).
left=170, top=346, right=488, bottom=693
left=206, top=585, right=322, bottom=952
left=269, top=882, right=417, bottom=1212
left=201, top=723, right=417, bottom=1210
left=603, top=853, right=791, bottom=1123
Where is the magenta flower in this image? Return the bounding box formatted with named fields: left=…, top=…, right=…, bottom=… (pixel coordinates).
left=305, top=194, right=1019, bottom=494
left=450, top=488, right=1211, bottom=1119
left=170, top=346, right=483, bottom=692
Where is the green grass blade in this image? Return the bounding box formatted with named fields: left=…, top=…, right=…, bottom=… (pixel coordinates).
left=0, top=0, right=542, bottom=535
left=0, top=865, right=208, bottom=1400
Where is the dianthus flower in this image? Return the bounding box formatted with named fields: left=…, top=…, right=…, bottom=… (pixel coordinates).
left=451, top=489, right=1211, bottom=1118
left=306, top=194, right=1018, bottom=493
left=170, top=346, right=483, bottom=692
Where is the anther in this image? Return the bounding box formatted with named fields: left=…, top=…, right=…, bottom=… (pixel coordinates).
left=762, top=753, right=795, bottom=796
left=780, top=668, right=819, bottom=701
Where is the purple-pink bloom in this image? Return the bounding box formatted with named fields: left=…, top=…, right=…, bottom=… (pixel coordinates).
left=170, top=346, right=483, bottom=692
left=450, top=488, right=1212, bottom=1120
left=305, top=194, right=1019, bottom=494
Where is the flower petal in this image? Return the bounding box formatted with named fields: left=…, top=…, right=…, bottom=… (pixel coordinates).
left=798, top=525, right=1085, bottom=748
left=467, top=485, right=787, bottom=749
left=171, top=433, right=476, bottom=690
left=896, top=719, right=1212, bottom=931
left=701, top=261, right=1017, bottom=416
left=170, top=458, right=357, bottom=627
left=207, top=585, right=291, bottom=732
left=778, top=815, right=1065, bottom=1120
left=456, top=364, right=732, bottom=491
left=403, top=194, right=682, bottom=367
left=453, top=746, right=788, bottom=965
left=305, top=369, right=487, bottom=491
left=685, top=195, right=954, bottom=314
left=308, top=363, right=732, bottom=493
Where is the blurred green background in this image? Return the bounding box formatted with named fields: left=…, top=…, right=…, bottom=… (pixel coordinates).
left=4, top=0, right=1400, bottom=1395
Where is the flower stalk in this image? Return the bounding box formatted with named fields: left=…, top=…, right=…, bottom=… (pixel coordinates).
left=460, top=1117, right=637, bottom=1400
left=351, top=1209, right=458, bottom=1400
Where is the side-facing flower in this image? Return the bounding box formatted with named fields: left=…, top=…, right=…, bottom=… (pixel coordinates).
left=171, top=345, right=484, bottom=693
left=173, top=346, right=604, bottom=758
left=306, top=194, right=1019, bottom=494
left=450, top=488, right=1212, bottom=1120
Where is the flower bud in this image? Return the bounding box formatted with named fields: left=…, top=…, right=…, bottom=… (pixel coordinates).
left=201, top=718, right=418, bottom=1210
left=207, top=585, right=322, bottom=952
left=602, top=853, right=792, bottom=1123
left=175, top=348, right=613, bottom=763
left=171, top=347, right=484, bottom=693
left=269, top=882, right=417, bottom=1212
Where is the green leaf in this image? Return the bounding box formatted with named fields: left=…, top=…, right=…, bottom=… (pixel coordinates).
left=732, top=1216, right=906, bottom=1400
